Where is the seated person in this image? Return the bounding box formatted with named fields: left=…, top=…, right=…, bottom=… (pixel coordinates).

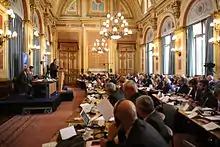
left=214, top=88, right=220, bottom=112
left=195, top=80, right=217, bottom=108
left=27, top=66, right=35, bottom=82
left=185, top=78, right=198, bottom=100
left=100, top=100, right=168, bottom=147
left=175, top=77, right=190, bottom=95
left=161, top=79, right=174, bottom=94
left=136, top=95, right=170, bottom=143
left=16, top=68, right=32, bottom=96
left=123, top=80, right=142, bottom=104
left=207, top=75, right=218, bottom=90
left=106, top=82, right=124, bottom=106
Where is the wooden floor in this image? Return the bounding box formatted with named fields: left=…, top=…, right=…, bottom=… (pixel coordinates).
left=0, top=87, right=85, bottom=147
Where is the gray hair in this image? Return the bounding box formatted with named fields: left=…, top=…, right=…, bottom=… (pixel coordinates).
left=123, top=80, right=138, bottom=92
left=136, top=95, right=155, bottom=114
left=106, top=82, right=116, bottom=92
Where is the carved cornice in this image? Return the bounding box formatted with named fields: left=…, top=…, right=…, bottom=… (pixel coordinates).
left=172, top=0, right=181, bottom=19
left=0, top=0, right=10, bottom=8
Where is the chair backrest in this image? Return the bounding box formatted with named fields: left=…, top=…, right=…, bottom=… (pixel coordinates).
left=162, top=104, right=178, bottom=130
left=165, top=125, right=173, bottom=137
left=181, top=140, right=196, bottom=147
left=158, top=112, right=166, bottom=121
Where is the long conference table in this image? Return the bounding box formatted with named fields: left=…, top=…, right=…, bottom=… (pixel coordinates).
left=151, top=93, right=220, bottom=142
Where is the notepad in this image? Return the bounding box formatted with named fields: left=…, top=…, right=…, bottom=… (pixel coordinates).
left=60, top=126, right=77, bottom=140
left=187, top=112, right=198, bottom=119
left=203, top=122, right=220, bottom=131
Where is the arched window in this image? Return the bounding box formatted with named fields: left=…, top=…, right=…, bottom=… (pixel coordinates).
left=186, top=0, right=215, bottom=76
left=161, top=16, right=175, bottom=75
left=145, top=28, right=154, bottom=74
left=92, top=0, right=104, bottom=11
left=32, top=12, right=40, bottom=75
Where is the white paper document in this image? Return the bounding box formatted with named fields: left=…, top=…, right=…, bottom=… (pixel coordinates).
left=42, top=142, right=57, bottom=147
left=97, top=99, right=114, bottom=121
left=204, top=115, right=220, bottom=121
left=203, top=122, right=220, bottom=131
left=187, top=112, right=198, bottom=119
left=80, top=103, right=92, bottom=113
left=60, top=126, right=77, bottom=140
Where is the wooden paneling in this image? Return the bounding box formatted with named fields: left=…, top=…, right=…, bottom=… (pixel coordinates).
left=58, top=42, right=79, bottom=84
left=117, top=43, right=136, bottom=75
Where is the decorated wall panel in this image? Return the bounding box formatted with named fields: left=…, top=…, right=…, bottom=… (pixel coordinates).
left=61, top=0, right=81, bottom=16
left=87, top=31, right=109, bottom=71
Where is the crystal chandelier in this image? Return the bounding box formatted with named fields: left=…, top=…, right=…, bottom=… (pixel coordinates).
left=92, top=38, right=109, bottom=54
left=99, top=12, right=132, bottom=40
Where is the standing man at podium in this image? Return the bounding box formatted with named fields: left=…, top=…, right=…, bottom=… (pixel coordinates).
left=50, top=59, right=58, bottom=79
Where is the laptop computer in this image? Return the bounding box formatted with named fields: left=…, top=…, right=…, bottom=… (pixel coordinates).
left=80, top=110, right=101, bottom=125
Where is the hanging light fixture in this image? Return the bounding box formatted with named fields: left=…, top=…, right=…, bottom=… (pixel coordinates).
left=92, top=38, right=109, bottom=54
left=99, top=12, right=132, bottom=40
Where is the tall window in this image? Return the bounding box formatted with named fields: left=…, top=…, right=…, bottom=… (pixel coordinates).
left=33, top=29, right=40, bottom=75
left=163, top=35, right=172, bottom=74
left=186, top=0, right=214, bottom=76
left=32, top=12, right=40, bottom=75
left=187, top=22, right=206, bottom=76
left=145, top=28, right=154, bottom=74
left=161, top=17, right=175, bottom=75
left=45, top=27, right=51, bottom=67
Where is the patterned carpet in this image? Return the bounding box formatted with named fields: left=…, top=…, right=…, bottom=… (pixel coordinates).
left=0, top=88, right=86, bottom=147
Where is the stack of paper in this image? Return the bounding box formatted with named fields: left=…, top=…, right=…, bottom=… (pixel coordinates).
left=80, top=103, right=92, bottom=113
left=60, top=126, right=77, bottom=140
left=203, top=122, right=220, bottom=131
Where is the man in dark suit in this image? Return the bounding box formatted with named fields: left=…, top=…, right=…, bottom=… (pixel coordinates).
left=176, top=77, right=190, bottom=95
left=136, top=95, right=170, bottom=143
left=100, top=100, right=168, bottom=147
left=50, top=59, right=58, bottom=79
left=195, top=80, right=217, bottom=108
left=106, top=82, right=124, bottom=106
left=16, top=68, right=32, bottom=96
left=123, top=80, right=142, bottom=104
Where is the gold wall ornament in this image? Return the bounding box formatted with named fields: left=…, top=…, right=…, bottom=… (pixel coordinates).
left=172, top=0, right=181, bottom=19
left=0, top=0, right=10, bottom=8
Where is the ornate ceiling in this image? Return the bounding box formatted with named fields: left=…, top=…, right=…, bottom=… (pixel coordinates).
left=46, top=0, right=142, bottom=21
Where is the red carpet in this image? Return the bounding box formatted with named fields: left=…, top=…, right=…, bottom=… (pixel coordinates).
left=0, top=88, right=85, bottom=147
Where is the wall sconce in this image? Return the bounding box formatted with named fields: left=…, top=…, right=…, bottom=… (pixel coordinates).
left=208, top=37, right=220, bottom=44
left=171, top=47, right=182, bottom=56
left=46, top=41, right=50, bottom=46
left=43, top=52, right=51, bottom=56
left=0, top=9, right=18, bottom=46
left=152, top=53, right=159, bottom=60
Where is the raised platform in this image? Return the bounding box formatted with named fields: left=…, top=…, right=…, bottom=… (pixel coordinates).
left=0, top=93, right=62, bottom=115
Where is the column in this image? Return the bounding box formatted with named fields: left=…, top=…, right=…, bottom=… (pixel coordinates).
left=153, top=38, right=160, bottom=74
left=174, top=27, right=187, bottom=75
left=39, top=33, right=46, bottom=75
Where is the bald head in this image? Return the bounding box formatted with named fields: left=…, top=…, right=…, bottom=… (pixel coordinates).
left=123, top=80, right=138, bottom=99
left=114, top=100, right=137, bottom=131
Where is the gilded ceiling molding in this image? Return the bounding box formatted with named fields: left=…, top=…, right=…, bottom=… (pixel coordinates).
left=0, top=0, right=10, bottom=8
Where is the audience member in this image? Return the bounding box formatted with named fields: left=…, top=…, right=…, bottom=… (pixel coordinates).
left=123, top=80, right=142, bottom=103
left=106, top=82, right=124, bottom=106
left=100, top=100, right=168, bottom=147
left=136, top=95, right=170, bottom=142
